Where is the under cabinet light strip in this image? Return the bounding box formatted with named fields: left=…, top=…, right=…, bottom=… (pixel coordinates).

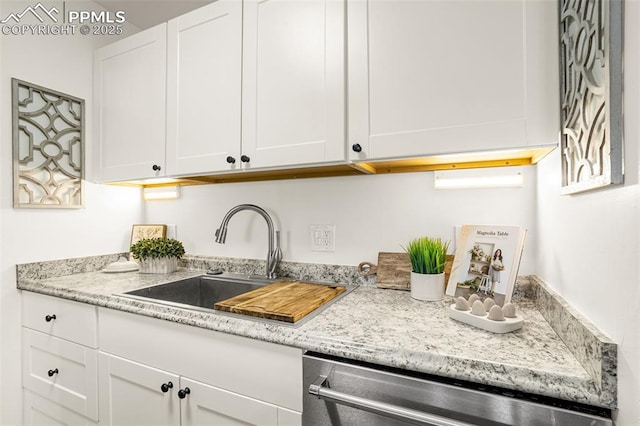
left=143, top=186, right=180, bottom=201
left=434, top=169, right=524, bottom=189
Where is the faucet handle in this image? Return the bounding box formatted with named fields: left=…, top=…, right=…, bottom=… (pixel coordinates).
left=214, top=227, right=227, bottom=243
left=269, top=231, right=283, bottom=277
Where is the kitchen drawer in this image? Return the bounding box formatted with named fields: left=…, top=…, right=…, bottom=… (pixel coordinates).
left=22, top=328, right=99, bottom=421
left=23, top=390, right=98, bottom=426
left=22, top=291, right=97, bottom=347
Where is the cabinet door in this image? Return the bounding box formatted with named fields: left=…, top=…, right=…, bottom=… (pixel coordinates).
left=348, top=0, right=528, bottom=161
left=98, top=353, right=180, bottom=426
left=241, top=0, right=345, bottom=169
left=180, top=377, right=279, bottom=426
left=166, top=1, right=243, bottom=176
left=94, top=23, right=167, bottom=182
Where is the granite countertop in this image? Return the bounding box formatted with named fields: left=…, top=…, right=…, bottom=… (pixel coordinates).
left=16, top=255, right=615, bottom=409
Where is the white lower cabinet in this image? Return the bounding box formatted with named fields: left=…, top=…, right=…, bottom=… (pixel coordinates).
left=21, top=292, right=302, bottom=426
left=21, top=293, right=99, bottom=425
left=98, top=308, right=302, bottom=426
left=100, top=353, right=290, bottom=425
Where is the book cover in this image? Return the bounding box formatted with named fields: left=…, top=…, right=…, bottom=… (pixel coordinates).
left=445, top=225, right=527, bottom=306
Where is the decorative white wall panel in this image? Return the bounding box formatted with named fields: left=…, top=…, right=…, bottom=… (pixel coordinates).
left=559, top=0, right=623, bottom=194
left=12, top=79, right=84, bottom=208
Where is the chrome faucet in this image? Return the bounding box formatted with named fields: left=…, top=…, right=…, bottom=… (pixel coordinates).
left=214, top=204, right=282, bottom=279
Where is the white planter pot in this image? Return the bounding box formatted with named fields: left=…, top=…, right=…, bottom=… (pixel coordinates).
left=410, top=272, right=445, bottom=301
left=139, top=257, right=178, bottom=274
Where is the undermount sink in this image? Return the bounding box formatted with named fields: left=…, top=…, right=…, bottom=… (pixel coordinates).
left=118, top=273, right=354, bottom=326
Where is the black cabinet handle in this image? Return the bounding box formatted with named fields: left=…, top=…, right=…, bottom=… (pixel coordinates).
left=352, top=143, right=362, bottom=153
left=226, top=156, right=236, bottom=164
left=48, top=368, right=58, bottom=377
left=178, top=387, right=191, bottom=399
left=45, top=314, right=56, bottom=322
left=152, top=164, right=161, bottom=171
left=240, top=155, right=250, bottom=163
left=161, top=381, right=174, bottom=393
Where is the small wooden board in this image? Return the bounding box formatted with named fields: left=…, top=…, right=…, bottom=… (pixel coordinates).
left=214, top=281, right=346, bottom=323
left=376, top=252, right=454, bottom=291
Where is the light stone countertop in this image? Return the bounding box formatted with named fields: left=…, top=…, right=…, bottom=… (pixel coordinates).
left=16, top=265, right=609, bottom=409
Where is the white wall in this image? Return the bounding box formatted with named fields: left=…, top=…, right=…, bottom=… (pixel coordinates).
left=0, top=2, right=143, bottom=424
left=535, top=1, right=640, bottom=424
left=145, top=166, right=538, bottom=273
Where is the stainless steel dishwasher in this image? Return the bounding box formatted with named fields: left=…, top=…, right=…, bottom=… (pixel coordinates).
left=303, top=352, right=612, bottom=426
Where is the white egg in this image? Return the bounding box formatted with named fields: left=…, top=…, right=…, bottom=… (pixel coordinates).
left=471, top=300, right=486, bottom=316
left=483, top=298, right=496, bottom=312
left=488, top=305, right=505, bottom=321
left=502, top=303, right=517, bottom=318
left=455, top=297, right=470, bottom=311
left=468, top=294, right=481, bottom=305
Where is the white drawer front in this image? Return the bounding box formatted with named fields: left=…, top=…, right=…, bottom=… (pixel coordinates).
left=22, top=328, right=99, bottom=421
left=23, top=390, right=98, bottom=426
left=22, top=292, right=97, bottom=348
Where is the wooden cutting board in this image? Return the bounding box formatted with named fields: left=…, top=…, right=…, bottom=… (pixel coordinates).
left=376, top=252, right=454, bottom=290
left=214, top=281, right=346, bottom=323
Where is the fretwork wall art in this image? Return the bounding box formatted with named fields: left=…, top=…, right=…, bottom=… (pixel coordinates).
left=12, top=79, right=85, bottom=208
left=559, top=0, right=623, bottom=194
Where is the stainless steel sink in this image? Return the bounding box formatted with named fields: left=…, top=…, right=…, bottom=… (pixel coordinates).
left=118, top=273, right=355, bottom=326
left=121, top=273, right=273, bottom=311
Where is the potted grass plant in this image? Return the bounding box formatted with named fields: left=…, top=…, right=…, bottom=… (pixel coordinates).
left=404, top=236, right=450, bottom=301
left=130, top=237, right=185, bottom=274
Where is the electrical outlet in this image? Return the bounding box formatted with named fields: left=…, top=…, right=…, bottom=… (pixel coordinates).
left=310, top=225, right=335, bottom=252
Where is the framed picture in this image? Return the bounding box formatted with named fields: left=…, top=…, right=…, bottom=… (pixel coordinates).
left=130, top=224, right=167, bottom=259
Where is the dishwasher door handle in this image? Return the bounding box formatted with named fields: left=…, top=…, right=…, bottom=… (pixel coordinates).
left=308, top=376, right=475, bottom=426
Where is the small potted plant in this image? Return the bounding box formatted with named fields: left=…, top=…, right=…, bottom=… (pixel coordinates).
left=130, top=237, right=185, bottom=274
left=404, top=236, right=450, bottom=301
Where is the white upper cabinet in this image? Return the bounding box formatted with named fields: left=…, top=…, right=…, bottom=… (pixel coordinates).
left=93, top=0, right=558, bottom=182
left=94, top=24, right=167, bottom=182
left=166, top=1, right=243, bottom=176
left=347, top=0, right=559, bottom=162
left=241, top=0, right=346, bottom=169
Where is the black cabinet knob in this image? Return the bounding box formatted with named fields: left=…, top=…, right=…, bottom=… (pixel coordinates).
left=45, top=314, right=56, bottom=322
left=178, top=387, right=191, bottom=399
left=48, top=368, right=58, bottom=377
left=152, top=164, right=161, bottom=171
left=352, top=143, right=362, bottom=153
left=226, top=156, right=236, bottom=164
left=161, top=381, right=174, bottom=393
left=240, top=155, right=250, bottom=163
